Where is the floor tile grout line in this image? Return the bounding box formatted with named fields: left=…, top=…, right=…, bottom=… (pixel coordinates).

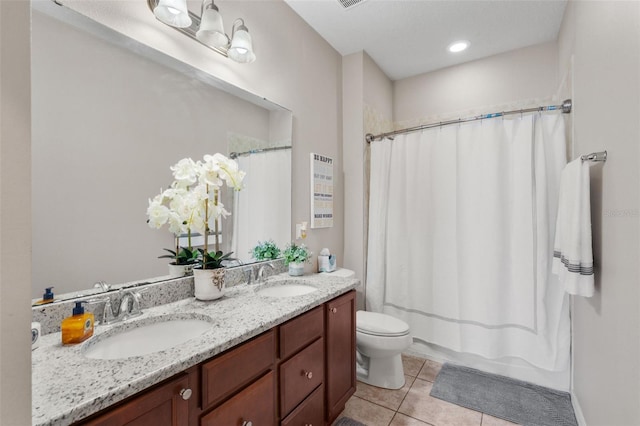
left=351, top=393, right=401, bottom=415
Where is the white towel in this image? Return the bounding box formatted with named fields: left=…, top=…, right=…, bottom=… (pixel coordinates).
left=552, top=158, right=594, bottom=297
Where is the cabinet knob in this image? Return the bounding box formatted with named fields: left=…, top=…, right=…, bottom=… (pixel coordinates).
left=303, top=370, right=313, bottom=379
left=179, top=388, right=192, bottom=400
left=330, top=307, right=337, bottom=313
left=242, top=422, right=253, bottom=426
left=304, top=424, right=313, bottom=426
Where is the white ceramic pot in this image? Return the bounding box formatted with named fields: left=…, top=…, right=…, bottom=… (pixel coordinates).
left=193, top=268, right=226, bottom=300
left=168, top=263, right=194, bottom=278
left=288, top=262, right=304, bottom=276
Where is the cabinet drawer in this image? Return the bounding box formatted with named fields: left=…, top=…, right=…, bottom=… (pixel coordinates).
left=279, top=306, right=324, bottom=360
left=201, top=371, right=275, bottom=426
left=279, top=337, right=324, bottom=416
left=280, top=384, right=324, bottom=426
left=202, top=330, right=275, bottom=410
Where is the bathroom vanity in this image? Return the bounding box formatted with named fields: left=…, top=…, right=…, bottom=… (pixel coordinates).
left=32, top=274, right=358, bottom=426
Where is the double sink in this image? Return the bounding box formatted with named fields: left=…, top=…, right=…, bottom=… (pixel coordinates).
left=83, top=280, right=318, bottom=360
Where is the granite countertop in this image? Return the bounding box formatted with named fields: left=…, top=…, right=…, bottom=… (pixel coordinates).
left=32, top=273, right=359, bottom=426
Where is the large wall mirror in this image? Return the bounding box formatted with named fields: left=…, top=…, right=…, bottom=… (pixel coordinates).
left=31, top=2, right=292, bottom=301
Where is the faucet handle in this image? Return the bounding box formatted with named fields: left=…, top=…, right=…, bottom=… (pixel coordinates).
left=87, top=296, right=116, bottom=325
left=102, top=298, right=117, bottom=324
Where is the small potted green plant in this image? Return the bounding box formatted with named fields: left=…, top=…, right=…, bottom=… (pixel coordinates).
left=282, top=243, right=311, bottom=276
left=159, top=245, right=198, bottom=277
left=251, top=240, right=281, bottom=261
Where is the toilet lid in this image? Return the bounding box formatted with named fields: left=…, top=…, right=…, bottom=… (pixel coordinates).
left=356, top=311, right=410, bottom=337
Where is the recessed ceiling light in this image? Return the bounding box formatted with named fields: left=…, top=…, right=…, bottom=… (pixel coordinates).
left=448, top=40, right=470, bottom=53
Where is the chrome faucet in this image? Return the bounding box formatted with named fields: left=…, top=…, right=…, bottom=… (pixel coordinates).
left=99, top=289, right=143, bottom=325
left=256, top=263, right=275, bottom=283
left=118, top=290, right=143, bottom=320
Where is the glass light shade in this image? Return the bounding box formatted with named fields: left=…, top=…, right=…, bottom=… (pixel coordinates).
left=196, top=6, right=229, bottom=48
left=228, top=28, right=256, bottom=63
left=154, top=0, right=192, bottom=28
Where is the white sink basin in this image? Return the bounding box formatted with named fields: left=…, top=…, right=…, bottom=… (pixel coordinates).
left=84, top=315, right=212, bottom=360
left=257, top=284, right=318, bottom=298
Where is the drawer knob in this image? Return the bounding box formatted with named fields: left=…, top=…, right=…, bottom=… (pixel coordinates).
left=304, top=424, right=313, bottom=426
left=303, top=370, right=313, bottom=379
left=179, top=388, right=192, bottom=400
left=330, top=307, right=337, bottom=313
left=242, top=421, right=253, bottom=426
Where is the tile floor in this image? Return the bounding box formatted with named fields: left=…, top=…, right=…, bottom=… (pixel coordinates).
left=334, top=354, right=519, bottom=426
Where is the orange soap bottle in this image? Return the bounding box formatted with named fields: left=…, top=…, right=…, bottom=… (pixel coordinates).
left=61, top=301, right=94, bottom=345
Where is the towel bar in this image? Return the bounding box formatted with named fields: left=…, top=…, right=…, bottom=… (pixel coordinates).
left=580, top=151, right=607, bottom=162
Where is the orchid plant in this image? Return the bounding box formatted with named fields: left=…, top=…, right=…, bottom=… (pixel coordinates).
left=147, top=154, right=245, bottom=269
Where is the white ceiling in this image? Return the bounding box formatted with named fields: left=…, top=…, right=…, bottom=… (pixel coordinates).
left=284, top=0, right=568, bottom=81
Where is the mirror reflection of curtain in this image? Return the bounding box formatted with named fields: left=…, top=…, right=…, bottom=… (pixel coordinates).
left=233, top=149, right=291, bottom=261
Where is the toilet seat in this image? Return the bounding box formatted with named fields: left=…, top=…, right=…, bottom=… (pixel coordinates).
left=356, top=311, right=410, bottom=337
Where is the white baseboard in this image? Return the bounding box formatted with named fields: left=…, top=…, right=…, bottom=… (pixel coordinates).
left=571, top=390, right=587, bottom=426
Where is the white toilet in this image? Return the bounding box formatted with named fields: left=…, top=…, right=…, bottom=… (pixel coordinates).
left=318, top=268, right=412, bottom=390
left=356, top=310, right=412, bottom=389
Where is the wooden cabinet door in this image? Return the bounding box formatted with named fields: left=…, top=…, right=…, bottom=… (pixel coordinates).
left=325, top=290, right=356, bottom=423
left=200, top=371, right=275, bottom=426
left=80, top=374, right=191, bottom=426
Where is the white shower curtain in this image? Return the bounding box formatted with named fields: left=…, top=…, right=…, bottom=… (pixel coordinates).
left=366, top=113, right=570, bottom=371
left=232, top=149, right=291, bottom=260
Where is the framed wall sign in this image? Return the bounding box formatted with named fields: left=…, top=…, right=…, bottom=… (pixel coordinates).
left=310, top=153, right=334, bottom=228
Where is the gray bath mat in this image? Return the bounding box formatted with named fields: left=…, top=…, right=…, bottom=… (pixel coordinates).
left=430, top=363, right=578, bottom=426
left=334, top=417, right=366, bottom=426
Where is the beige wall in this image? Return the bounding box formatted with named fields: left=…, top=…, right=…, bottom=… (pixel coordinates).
left=0, top=1, right=32, bottom=424
left=342, top=52, right=365, bottom=290
left=342, top=52, right=392, bottom=309
left=558, top=1, right=640, bottom=424
left=394, top=41, right=559, bottom=123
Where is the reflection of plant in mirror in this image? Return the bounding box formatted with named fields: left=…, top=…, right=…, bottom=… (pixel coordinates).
left=282, top=243, right=312, bottom=265
left=198, top=250, right=235, bottom=269
left=158, top=246, right=199, bottom=266
left=251, top=240, right=281, bottom=260
left=146, top=154, right=246, bottom=269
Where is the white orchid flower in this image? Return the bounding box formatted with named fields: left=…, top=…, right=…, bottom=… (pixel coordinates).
left=170, top=158, right=199, bottom=187
left=146, top=199, right=170, bottom=229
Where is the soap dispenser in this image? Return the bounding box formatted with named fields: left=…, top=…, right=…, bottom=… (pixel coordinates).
left=34, top=287, right=55, bottom=305
left=61, top=301, right=94, bottom=345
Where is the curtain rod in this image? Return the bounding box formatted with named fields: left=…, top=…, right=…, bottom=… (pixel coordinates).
left=229, top=145, right=292, bottom=159
left=365, top=99, right=572, bottom=144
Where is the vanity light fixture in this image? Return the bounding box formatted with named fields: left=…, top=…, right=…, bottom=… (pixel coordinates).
left=196, top=0, right=229, bottom=49
left=148, top=0, right=256, bottom=63
left=228, top=19, right=256, bottom=63
left=448, top=40, right=470, bottom=53
left=153, top=0, right=192, bottom=28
